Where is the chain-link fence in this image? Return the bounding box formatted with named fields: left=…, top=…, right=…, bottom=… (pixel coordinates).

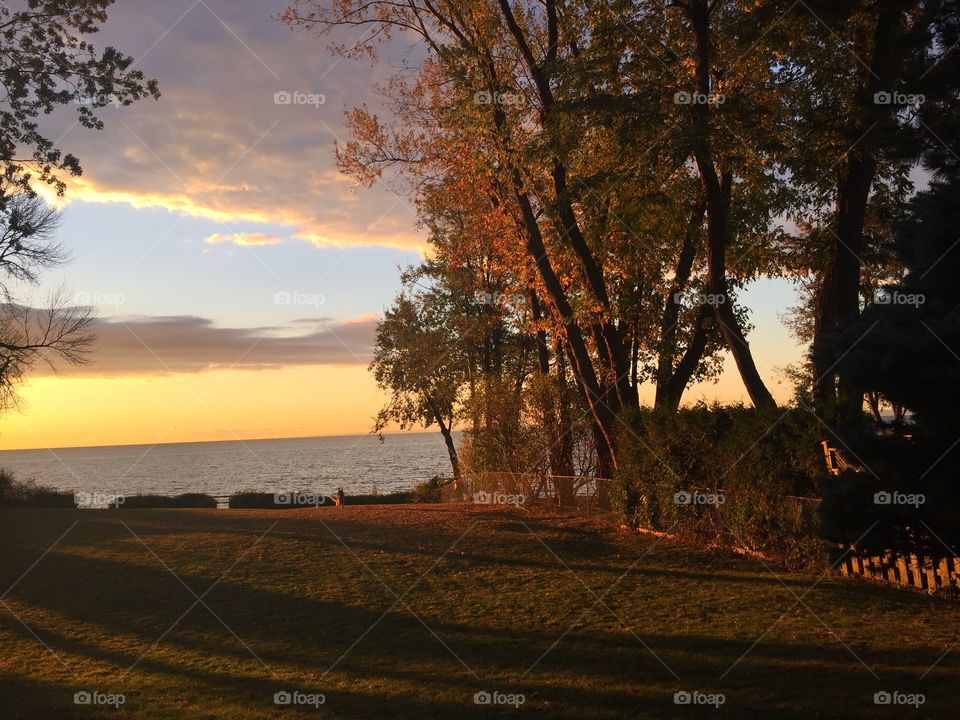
left=441, top=472, right=609, bottom=511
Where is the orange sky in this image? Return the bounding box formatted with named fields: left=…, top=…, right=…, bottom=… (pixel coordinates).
left=0, top=365, right=386, bottom=450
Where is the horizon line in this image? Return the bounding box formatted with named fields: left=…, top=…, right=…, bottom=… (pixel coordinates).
left=0, top=428, right=460, bottom=454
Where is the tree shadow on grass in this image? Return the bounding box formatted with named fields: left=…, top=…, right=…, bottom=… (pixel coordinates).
left=7, top=508, right=841, bottom=593
left=0, top=540, right=957, bottom=719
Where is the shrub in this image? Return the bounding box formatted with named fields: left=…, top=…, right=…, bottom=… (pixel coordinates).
left=345, top=491, right=412, bottom=505
left=114, top=493, right=218, bottom=509
left=228, top=492, right=305, bottom=509
left=0, top=468, right=75, bottom=508
left=227, top=490, right=413, bottom=508
left=411, top=475, right=448, bottom=503
left=0, top=467, right=14, bottom=503
left=612, top=404, right=828, bottom=570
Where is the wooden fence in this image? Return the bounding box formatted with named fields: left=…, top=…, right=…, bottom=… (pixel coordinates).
left=822, top=441, right=959, bottom=593
left=837, top=550, right=960, bottom=592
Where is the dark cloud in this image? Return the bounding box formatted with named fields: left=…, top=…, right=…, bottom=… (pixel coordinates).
left=37, top=0, right=423, bottom=249
left=36, top=314, right=377, bottom=376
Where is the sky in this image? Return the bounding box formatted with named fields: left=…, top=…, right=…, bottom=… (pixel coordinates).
left=0, top=0, right=806, bottom=450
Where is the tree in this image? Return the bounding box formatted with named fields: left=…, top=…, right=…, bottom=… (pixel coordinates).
left=371, top=289, right=466, bottom=479
left=0, top=0, right=160, bottom=195
left=288, top=0, right=957, bottom=485
left=802, top=0, right=954, bottom=420
left=821, top=86, right=960, bottom=557
left=0, top=187, right=94, bottom=409
left=284, top=0, right=738, bottom=473
left=0, top=1, right=157, bottom=408
left=838, top=171, right=960, bottom=432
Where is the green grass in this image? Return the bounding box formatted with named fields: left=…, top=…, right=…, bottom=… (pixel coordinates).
left=0, top=504, right=957, bottom=718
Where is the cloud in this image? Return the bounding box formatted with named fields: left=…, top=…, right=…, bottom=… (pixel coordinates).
left=203, top=232, right=281, bottom=246
left=32, top=0, right=424, bottom=252
left=34, top=314, right=378, bottom=377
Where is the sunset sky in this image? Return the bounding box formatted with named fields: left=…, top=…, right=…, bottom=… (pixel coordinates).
left=0, top=0, right=806, bottom=450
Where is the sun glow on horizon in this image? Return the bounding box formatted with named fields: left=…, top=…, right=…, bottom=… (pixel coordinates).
left=0, top=351, right=794, bottom=451
left=0, top=365, right=387, bottom=451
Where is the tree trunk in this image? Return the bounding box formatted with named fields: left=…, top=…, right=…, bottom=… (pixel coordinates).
left=812, top=147, right=876, bottom=420
left=531, top=289, right=566, bottom=480
left=496, top=0, right=634, bottom=426
left=440, top=423, right=460, bottom=480
left=655, top=199, right=705, bottom=409
left=664, top=305, right=712, bottom=410
left=427, top=396, right=460, bottom=480
left=554, top=340, right=575, bottom=477
left=511, top=170, right=620, bottom=467
left=704, top=171, right=777, bottom=411
left=811, top=0, right=902, bottom=421
left=688, top=0, right=776, bottom=411
left=481, top=60, right=620, bottom=467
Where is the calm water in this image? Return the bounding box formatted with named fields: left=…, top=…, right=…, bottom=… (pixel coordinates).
left=0, top=433, right=456, bottom=500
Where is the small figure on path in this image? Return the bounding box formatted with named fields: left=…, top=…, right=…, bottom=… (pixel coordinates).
left=331, top=488, right=344, bottom=508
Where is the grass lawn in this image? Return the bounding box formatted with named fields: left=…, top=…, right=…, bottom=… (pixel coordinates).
left=0, top=504, right=957, bottom=719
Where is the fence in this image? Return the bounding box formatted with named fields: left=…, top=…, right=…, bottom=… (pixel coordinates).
left=442, top=472, right=609, bottom=510
left=837, top=550, right=960, bottom=592
left=447, top=467, right=958, bottom=592
left=822, top=442, right=959, bottom=592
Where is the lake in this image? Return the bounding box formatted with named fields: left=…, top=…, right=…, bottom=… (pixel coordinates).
left=0, top=432, right=457, bottom=502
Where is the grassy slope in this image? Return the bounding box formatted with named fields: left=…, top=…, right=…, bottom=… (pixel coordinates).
left=0, top=504, right=957, bottom=719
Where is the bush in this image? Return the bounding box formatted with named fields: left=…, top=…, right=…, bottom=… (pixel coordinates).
left=411, top=476, right=449, bottom=503
left=227, top=490, right=413, bottom=508
left=0, top=468, right=75, bottom=508
left=228, top=492, right=304, bottom=509
left=612, top=404, right=828, bottom=569
left=114, top=493, right=218, bottom=509
left=0, top=467, right=14, bottom=503
left=345, top=491, right=412, bottom=505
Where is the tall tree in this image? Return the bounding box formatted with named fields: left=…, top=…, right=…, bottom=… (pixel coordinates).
left=803, top=0, right=952, bottom=420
